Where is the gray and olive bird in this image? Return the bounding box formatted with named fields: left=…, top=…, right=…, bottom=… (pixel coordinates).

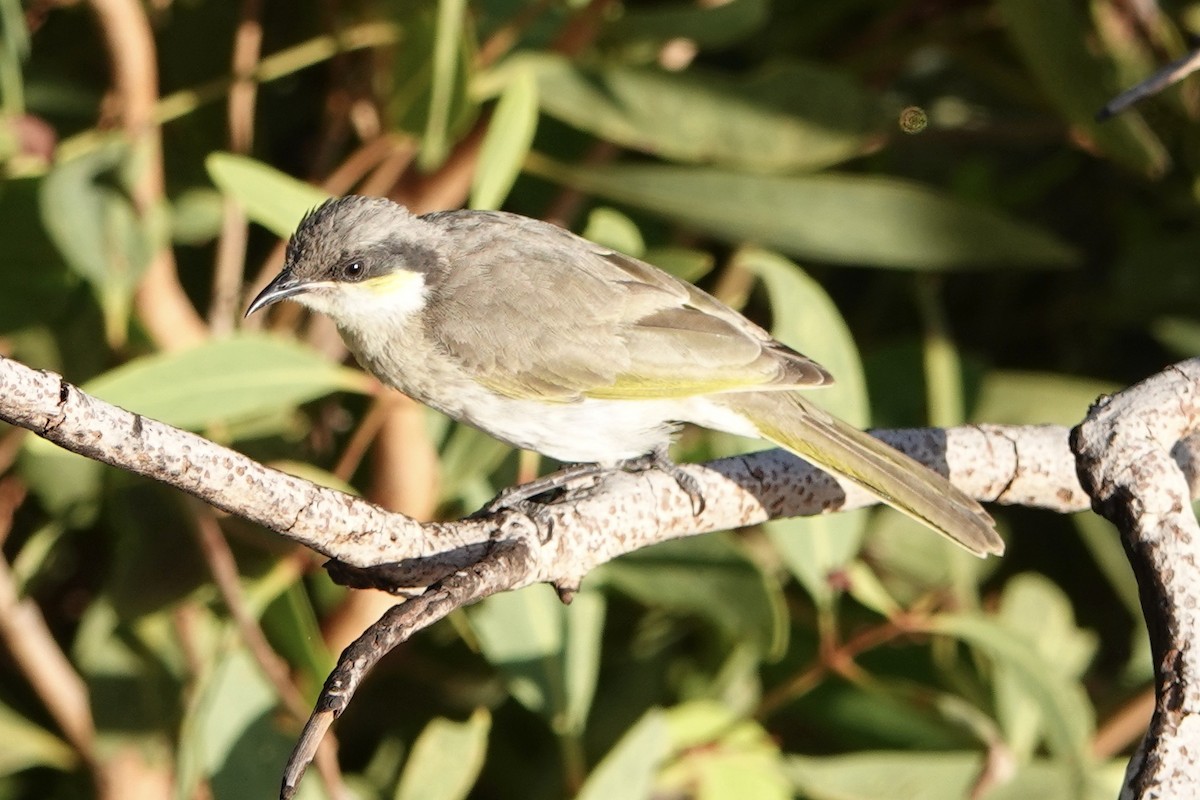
left=247, top=196, right=1003, bottom=557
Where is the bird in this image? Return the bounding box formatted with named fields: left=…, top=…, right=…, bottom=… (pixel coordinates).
left=246, top=195, right=1003, bottom=557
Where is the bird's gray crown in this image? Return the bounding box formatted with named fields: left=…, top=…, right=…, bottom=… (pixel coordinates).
left=285, top=195, right=446, bottom=286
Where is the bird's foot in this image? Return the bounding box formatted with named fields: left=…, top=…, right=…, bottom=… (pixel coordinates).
left=475, top=449, right=706, bottom=521
left=476, top=462, right=610, bottom=517
left=627, top=448, right=706, bottom=516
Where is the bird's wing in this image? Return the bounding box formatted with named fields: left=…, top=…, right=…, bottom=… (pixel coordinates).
left=423, top=212, right=831, bottom=402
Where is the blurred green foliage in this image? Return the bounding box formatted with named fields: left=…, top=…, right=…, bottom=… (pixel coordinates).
left=0, top=0, right=1190, bottom=798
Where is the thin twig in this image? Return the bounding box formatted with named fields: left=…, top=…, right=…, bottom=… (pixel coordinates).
left=209, top=0, right=264, bottom=336
left=85, top=0, right=208, bottom=350
left=189, top=503, right=349, bottom=799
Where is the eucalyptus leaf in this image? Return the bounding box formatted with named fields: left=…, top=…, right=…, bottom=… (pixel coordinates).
left=40, top=137, right=162, bottom=341
left=601, top=0, right=769, bottom=50
left=594, top=533, right=787, bottom=659
left=470, top=64, right=538, bottom=210
left=514, top=54, right=880, bottom=172
left=0, top=702, right=75, bottom=776
left=785, top=751, right=1123, bottom=800
left=395, top=709, right=490, bottom=800
left=388, top=3, right=477, bottom=162
left=525, top=156, right=1078, bottom=270
left=658, top=701, right=789, bottom=800
left=995, top=0, right=1168, bottom=176
left=468, top=584, right=604, bottom=736
left=576, top=709, right=669, bottom=800
left=582, top=206, right=646, bottom=257
left=970, top=371, right=1117, bottom=426
left=929, top=613, right=1095, bottom=781
left=734, top=248, right=870, bottom=604
left=81, top=334, right=370, bottom=433
left=995, top=574, right=1098, bottom=760
left=206, top=152, right=331, bottom=238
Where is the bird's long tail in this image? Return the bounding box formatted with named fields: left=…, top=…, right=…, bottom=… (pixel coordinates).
left=717, top=392, right=1003, bottom=557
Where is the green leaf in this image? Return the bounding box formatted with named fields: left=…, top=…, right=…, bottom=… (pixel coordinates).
left=737, top=248, right=867, bottom=424
left=81, top=334, right=370, bottom=432
left=206, top=152, right=331, bottom=238
left=970, top=371, right=1117, bottom=426
left=0, top=702, right=75, bottom=776
left=468, top=585, right=605, bottom=737
left=994, top=574, right=1098, bottom=760
left=928, top=613, right=1095, bottom=781
left=514, top=54, right=880, bottom=172
left=525, top=156, right=1078, bottom=270
left=644, top=246, right=713, bottom=283
left=576, top=709, right=669, bottom=800
left=594, top=533, right=787, bottom=659
left=659, top=701, right=789, bottom=800
left=395, top=709, right=491, bottom=800
left=995, top=0, right=1168, bottom=176
left=40, top=137, right=163, bottom=341
left=731, top=249, right=869, bottom=605
left=470, top=65, right=538, bottom=210
left=1153, top=316, right=1200, bottom=357
left=388, top=3, right=477, bottom=164
left=582, top=206, right=646, bottom=257
left=171, top=187, right=225, bottom=244
left=179, top=646, right=327, bottom=800
left=422, top=0, right=470, bottom=169
left=601, top=0, right=769, bottom=50
left=785, top=751, right=1123, bottom=800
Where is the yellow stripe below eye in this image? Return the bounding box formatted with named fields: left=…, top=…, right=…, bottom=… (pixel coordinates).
left=361, top=270, right=420, bottom=295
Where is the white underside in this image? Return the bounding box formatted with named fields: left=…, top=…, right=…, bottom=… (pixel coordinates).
left=455, top=391, right=762, bottom=465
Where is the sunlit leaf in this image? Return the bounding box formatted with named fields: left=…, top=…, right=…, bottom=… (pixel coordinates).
left=995, top=574, right=1098, bottom=760
left=395, top=709, right=491, bottom=800
left=388, top=3, right=478, bottom=164
left=0, top=702, right=75, bottom=776
left=594, top=533, right=787, bottom=659
left=525, top=155, right=1078, bottom=270
left=513, top=54, right=881, bottom=172
left=40, top=137, right=163, bottom=342
left=659, top=701, right=789, bottom=800
left=728, top=248, right=869, bottom=605
left=206, top=152, right=330, bottom=238
left=785, top=751, right=1123, bottom=800
left=469, top=585, right=604, bottom=736
left=576, top=709, right=669, bottom=800
left=929, top=613, right=1095, bottom=779
left=582, top=206, right=646, bottom=256
left=470, top=65, right=538, bottom=210
left=81, top=334, right=370, bottom=432
left=970, top=371, right=1117, bottom=426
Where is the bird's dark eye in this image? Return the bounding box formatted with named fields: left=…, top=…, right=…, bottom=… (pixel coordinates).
left=342, top=260, right=365, bottom=280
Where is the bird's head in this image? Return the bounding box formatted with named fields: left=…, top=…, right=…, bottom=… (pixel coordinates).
left=245, top=195, right=446, bottom=327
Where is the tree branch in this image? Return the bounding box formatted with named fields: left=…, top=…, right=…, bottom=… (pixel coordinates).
left=1073, top=360, right=1200, bottom=800
left=7, top=352, right=1196, bottom=799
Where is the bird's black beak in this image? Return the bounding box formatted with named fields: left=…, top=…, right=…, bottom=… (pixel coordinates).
left=245, top=268, right=307, bottom=317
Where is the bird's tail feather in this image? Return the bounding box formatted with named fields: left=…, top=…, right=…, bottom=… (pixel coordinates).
left=718, top=392, right=1003, bottom=557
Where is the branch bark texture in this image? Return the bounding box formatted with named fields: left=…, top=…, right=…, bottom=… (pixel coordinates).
left=4, top=352, right=1199, bottom=800
left=1073, top=361, right=1200, bottom=800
